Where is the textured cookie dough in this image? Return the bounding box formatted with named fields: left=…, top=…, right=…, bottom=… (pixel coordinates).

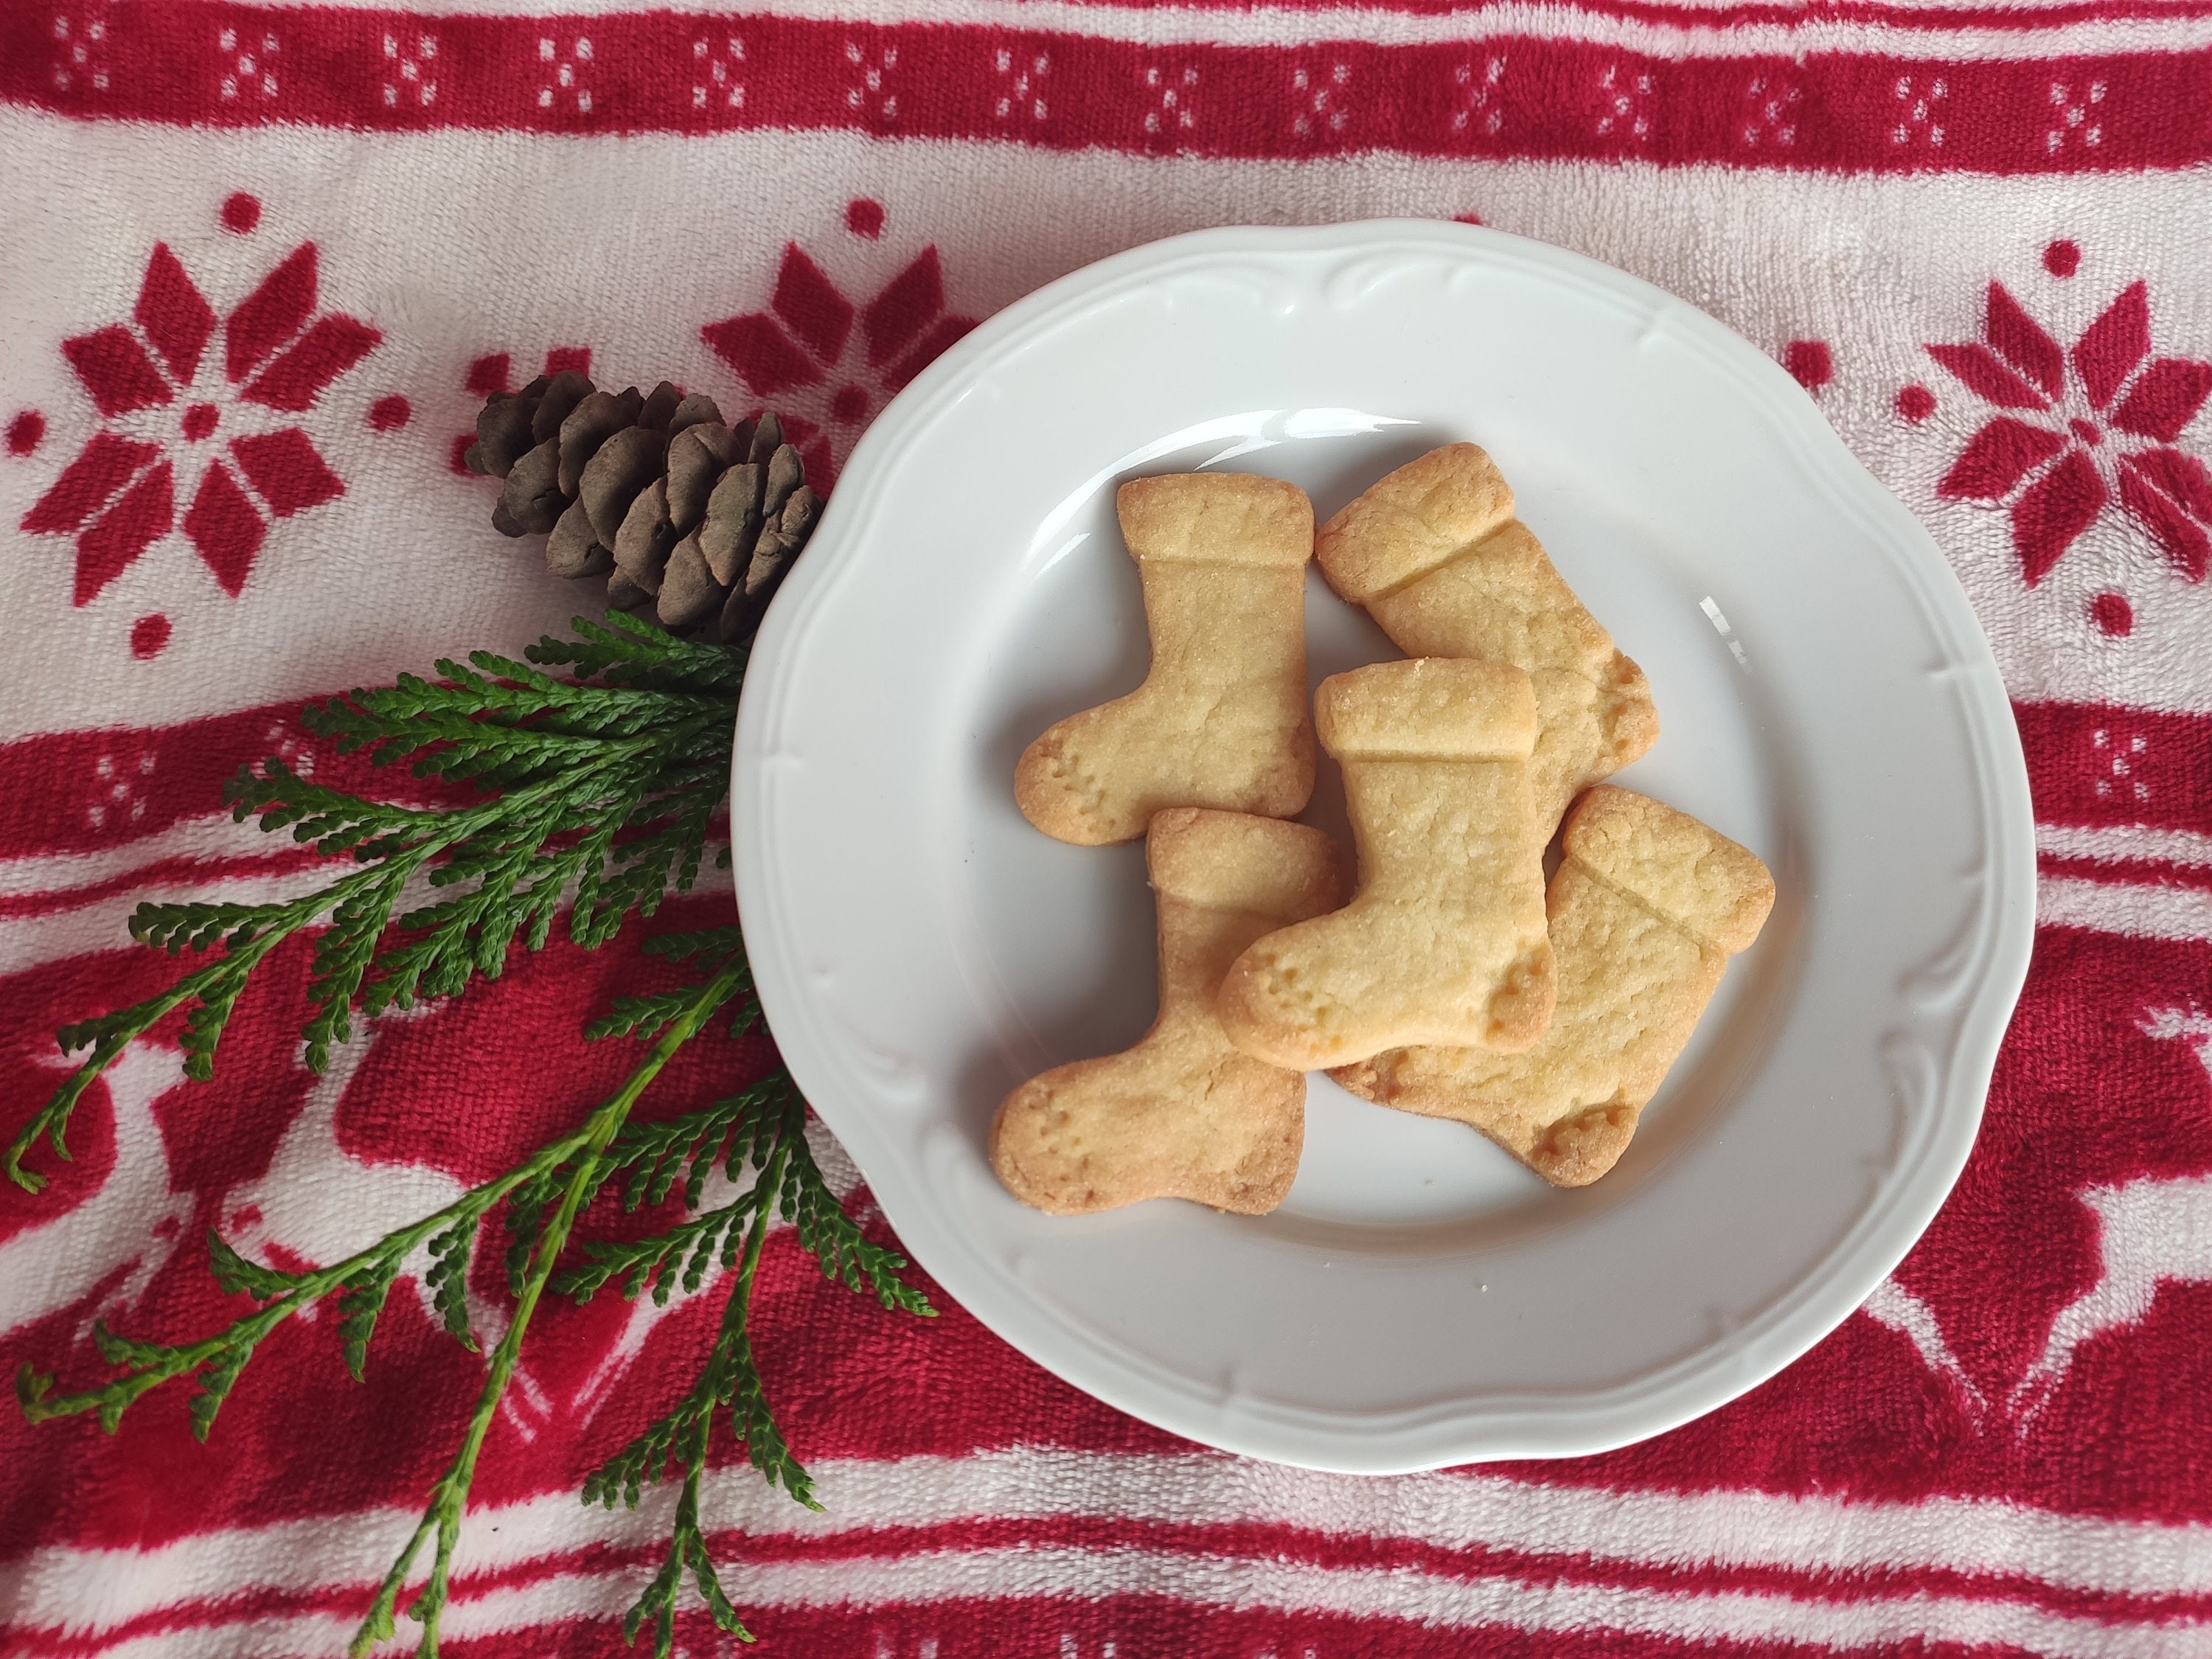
left=1214, top=658, right=1556, bottom=1071
left=1015, top=473, right=1316, bottom=846
left=990, top=808, right=1348, bottom=1215
left=1333, top=787, right=1774, bottom=1188
left=1315, top=443, right=1659, bottom=830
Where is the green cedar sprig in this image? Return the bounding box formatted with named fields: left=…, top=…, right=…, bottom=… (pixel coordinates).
left=14, top=917, right=931, bottom=1657
left=349, top=946, right=752, bottom=1659
left=7, top=608, right=937, bottom=1655
left=557, top=1066, right=931, bottom=1321
left=558, top=1057, right=935, bottom=1644
left=500, top=931, right=765, bottom=1294
left=5, top=613, right=737, bottom=1194
left=13, top=1063, right=606, bottom=1435
left=560, top=1073, right=931, bottom=1318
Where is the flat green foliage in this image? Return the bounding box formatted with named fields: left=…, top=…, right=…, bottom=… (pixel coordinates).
left=562, top=1066, right=931, bottom=1324
left=557, top=1045, right=933, bottom=1645
left=7, top=614, right=742, bottom=1194
left=349, top=950, right=756, bottom=1659
left=6, top=613, right=934, bottom=1658
left=17, top=1127, right=552, bottom=1442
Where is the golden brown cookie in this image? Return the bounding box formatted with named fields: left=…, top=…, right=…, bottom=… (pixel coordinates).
left=1015, top=473, right=1315, bottom=846
left=990, top=807, right=1348, bottom=1215
left=1333, top=786, right=1774, bottom=1187
left=1315, top=444, right=1658, bottom=830
left=1214, top=658, right=1556, bottom=1071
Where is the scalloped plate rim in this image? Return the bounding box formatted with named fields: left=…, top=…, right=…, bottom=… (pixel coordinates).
left=731, top=220, right=2037, bottom=1474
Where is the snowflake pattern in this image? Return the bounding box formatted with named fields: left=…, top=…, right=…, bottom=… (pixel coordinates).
left=49, top=4, right=116, bottom=96
left=1594, top=61, right=1652, bottom=142
left=1452, top=55, right=1507, bottom=139
left=21, top=236, right=378, bottom=604
left=992, top=45, right=1047, bottom=125
left=1929, top=278, right=2212, bottom=585
left=699, top=237, right=975, bottom=490
left=381, top=29, right=439, bottom=111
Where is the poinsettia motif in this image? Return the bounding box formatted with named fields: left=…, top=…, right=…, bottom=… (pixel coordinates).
left=700, top=242, right=975, bottom=490
left=1929, top=279, right=2212, bottom=584
left=22, top=240, right=379, bottom=603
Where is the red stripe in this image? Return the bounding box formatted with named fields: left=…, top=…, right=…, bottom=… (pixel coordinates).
left=681, top=1599, right=2029, bottom=1659
left=445, top=1502, right=2212, bottom=1630
left=2014, top=700, right=2212, bottom=834
left=4, top=1595, right=2021, bottom=1659
left=748, top=1204, right=2212, bottom=1524
left=0, top=698, right=458, bottom=862
left=3, top=1576, right=388, bottom=1658
left=2, top=4, right=2208, bottom=173
left=1, top=925, right=2205, bottom=1624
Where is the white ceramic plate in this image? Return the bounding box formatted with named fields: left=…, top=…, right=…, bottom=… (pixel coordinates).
left=732, top=221, right=2034, bottom=1475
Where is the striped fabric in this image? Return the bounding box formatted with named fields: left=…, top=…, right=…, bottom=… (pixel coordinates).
left=3, top=1, right=2211, bottom=1653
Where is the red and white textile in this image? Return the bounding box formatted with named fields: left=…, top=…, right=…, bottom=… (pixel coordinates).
left=4, top=2, right=2212, bottom=1653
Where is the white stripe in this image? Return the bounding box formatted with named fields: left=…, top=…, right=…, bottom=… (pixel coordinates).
left=248, top=0, right=2212, bottom=62
left=2039, top=822, right=2212, bottom=870
left=22, top=1540, right=2212, bottom=1659
left=2038, top=874, right=2212, bottom=942
left=0, top=867, right=342, bottom=976
left=9, top=1449, right=2212, bottom=1644
left=0, top=813, right=305, bottom=900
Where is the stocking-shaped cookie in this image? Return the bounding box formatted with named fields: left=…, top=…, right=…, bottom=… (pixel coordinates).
left=991, top=809, right=1347, bottom=1215
left=1015, top=473, right=1315, bottom=846
left=1316, top=444, right=1658, bottom=830
left=1333, top=787, right=1773, bottom=1187
left=1215, top=658, right=1555, bottom=1071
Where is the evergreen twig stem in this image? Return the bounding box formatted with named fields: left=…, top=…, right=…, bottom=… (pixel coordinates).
left=8, top=606, right=932, bottom=1656
left=19, top=1140, right=496, bottom=1432
left=4, top=614, right=743, bottom=1195
left=350, top=956, right=746, bottom=1658
left=620, top=1133, right=792, bottom=1649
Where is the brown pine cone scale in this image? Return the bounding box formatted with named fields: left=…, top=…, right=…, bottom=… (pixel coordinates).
left=465, top=373, right=822, bottom=643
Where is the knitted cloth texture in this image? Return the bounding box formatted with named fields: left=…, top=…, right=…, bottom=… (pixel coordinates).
left=2, top=2, right=2211, bottom=1653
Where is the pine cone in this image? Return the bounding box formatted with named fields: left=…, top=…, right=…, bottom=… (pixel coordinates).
left=465, top=372, right=822, bottom=644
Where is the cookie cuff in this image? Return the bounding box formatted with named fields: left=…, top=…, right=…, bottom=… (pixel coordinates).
left=1315, top=657, right=1538, bottom=761
left=1118, top=472, right=1315, bottom=568
left=1563, top=786, right=1775, bottom=954
left=1315, top=442, right=1517, bottom=600
left=1147, top=808, right=1346, bottom=920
